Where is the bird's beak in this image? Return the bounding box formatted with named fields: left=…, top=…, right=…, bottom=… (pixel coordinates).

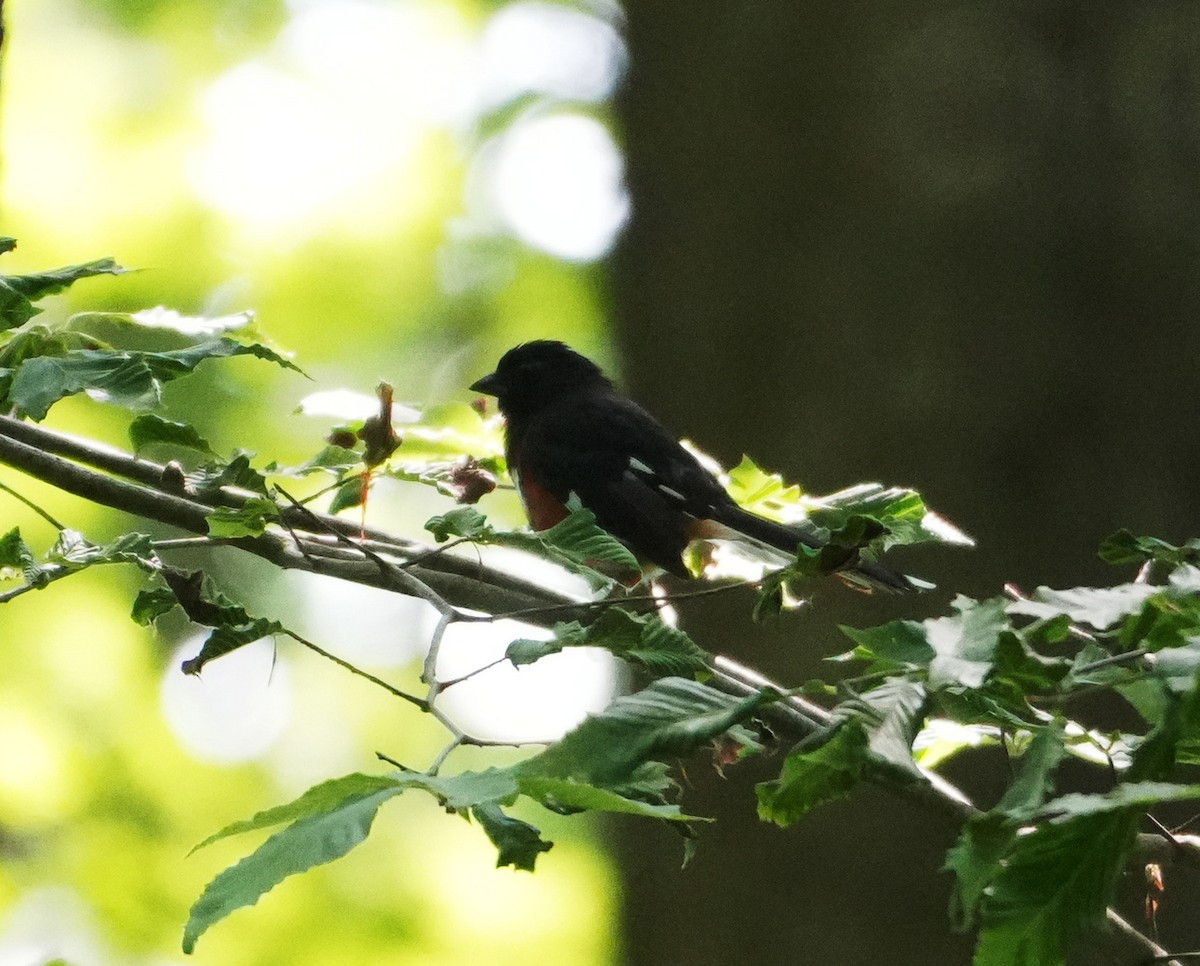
left=469, top=371, right=503, bottom=396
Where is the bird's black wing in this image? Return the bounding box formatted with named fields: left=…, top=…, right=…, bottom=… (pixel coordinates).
left=513, top=388, right=729, bottom=576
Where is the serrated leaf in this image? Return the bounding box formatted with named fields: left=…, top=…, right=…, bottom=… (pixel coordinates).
left=206, top=498, right=281, bottom=539
left=1038, top=781, right=1200, bottom=821
left=946, top=816, right=1015, bottom=931
left=9, top=352, right=160, bottom=418
left=1098, top=529, right=1200, bottom=568
left=536, top=507, right=641, bottom=574
left=756, top=720, right=870, bottom=827
left=426, top=506, right=492, bottom=542
left=506, top=609, right=710, bottom=676
left=1008, top=584, right=1157, bottom=630
left=182, top=782, right=402, bottom=953
left=927, top=596, right=1007, bottom=689
left=472, top=802, right=553, bottom=871
left=8, top=339, right=302, bottom=421
left=131, top=586, right=179, bottom=625
left=128, top=414, right=216, bottom=454
left=46, top=530, right=156, bottom=571
left=994, top=722, right=1067, bottom=818
left=182, top=618, right=284, bottom=675
left=724, top=454, right=804, bottom=520
left=394, top=767, right=521, bottom=810
left=971, top=811, right=1138, bottom=966
left=517, top=677, right=778, bottom=790
left=840, top=620, right=935, bottom=667
left=517, top=775, right=696, bottom=820
left=191, top=773, right=405, bottom=853
left=0, top=256, right=126, bottom=331
left=0, top=527, right=43, bottom=585
left=327, top=478, right=366, bottom=514
left=188, top=453, right=270, bottom=496
left=841, top=678, right=927, bottom=777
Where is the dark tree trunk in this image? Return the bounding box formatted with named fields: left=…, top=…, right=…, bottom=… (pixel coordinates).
left=611, top=1, right=1200, bottom=962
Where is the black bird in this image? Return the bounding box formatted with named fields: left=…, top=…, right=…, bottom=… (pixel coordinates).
left=470, top=340, right=913, bottom=592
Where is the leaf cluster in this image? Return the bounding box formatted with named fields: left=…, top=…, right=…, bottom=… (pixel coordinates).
left=6, top=244, right=1196, bottom=966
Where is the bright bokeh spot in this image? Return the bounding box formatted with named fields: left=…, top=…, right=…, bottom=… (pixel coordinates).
left=435, top=619, right=618, bottom=743
left=161, top=636, right=292, bottom=763
left=486, top=113, right=630, bottom=261
left=478, top=1, right=627, bottom=107
left=190, top=0, right=474, bottom=235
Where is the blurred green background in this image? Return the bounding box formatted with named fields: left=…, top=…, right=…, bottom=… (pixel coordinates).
left=6, top=0, right=1200, bottom=964
left=1, top=0, right=628, bottom=964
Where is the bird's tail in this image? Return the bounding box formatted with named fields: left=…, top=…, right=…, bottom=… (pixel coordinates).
left=701, top=504, right=918, bottom=594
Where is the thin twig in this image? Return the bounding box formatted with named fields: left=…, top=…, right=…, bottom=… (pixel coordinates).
left=0, top=478, right=67, bottom=530
left=437, top=657, right=509, bottom=691
left=286, top=631, right=427, bottom=710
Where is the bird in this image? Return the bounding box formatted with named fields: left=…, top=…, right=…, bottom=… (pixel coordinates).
left=469, top=340, right=914, bottom=593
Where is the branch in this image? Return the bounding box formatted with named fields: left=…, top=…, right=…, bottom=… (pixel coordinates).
left=0, top=414, right=1179, bottom=964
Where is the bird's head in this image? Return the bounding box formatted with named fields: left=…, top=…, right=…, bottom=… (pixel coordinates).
left=470, top=341, right=611, bottom=417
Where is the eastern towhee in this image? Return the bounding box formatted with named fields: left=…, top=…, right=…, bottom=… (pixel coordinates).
left=470, top=340, right=913, bottom=593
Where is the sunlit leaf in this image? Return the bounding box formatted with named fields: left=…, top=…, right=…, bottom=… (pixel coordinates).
left=926, top=596, right=1007, bottom=689
left=8, top=339, right=303, bottom=420
left=756, top=720, right=870, bottom=827
left=0, top=256, right=127, bottom=331
left=1007, top=584, right=1157, bottom=630
left=506, top=608, right=710, bottom=676
left=518, top=677, right=778, bottom=790
left=0, top=526, right=44, bottom=586
left=182, top=781, right=404, bottom=953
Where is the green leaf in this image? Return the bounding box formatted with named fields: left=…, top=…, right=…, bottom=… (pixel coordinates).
left=0, top=256, right=127, bottom=331
left=131, top=586, right=179, bottom=625
left=506, top=609, right=711, bottom=677
left=327, top=478, right=367, bottom=514
left=535, top=507, right=641, bottom=575
left=425, top=506, right=491, bottom=542
left=191, top=773, right=405, bottom=853
left=517, top=677, right=778, bottom=790
left=842, top=678, right=927, bottom=777
left=472, top=802, right=553, bottom=871
left=1098, top=529, right=1200, bottom=568
left=971, top=811, right=1137, bottom=966
left=7, top=339, right=302, bottom=420
left=128, top=414, right=216, bottom=454
left=45, top=529, right=157, bottom=572
left=206, top=498, right=281, bottom=539
left=9, top=351, right=161, bottom=418
left=927, top=596, right=1007, bottom=689
left=945, top=816, right=1016, bottom=931
left=994, top=722, right=1067, bottom=817
left=1037, top=781, right=1200, bottom=821
left=182, top=781, right=403, bottom=953
left=182, top=618, right=284, bottom=675
left=1007, top=583, right=1157, bottom=630
left=806, top=482, right=972, bottom=550
left=724, top=455, right=804, bottom=520
left=424, top=506, right=641, bottom=589
left=756, top=720, right=870, bottom=827
left=188, top=453, right=271, bottom=496
left=516, top=775, right=696, bottom=821
left=393, top=767, right=521, bottom=811
left=0, top=527, right=44, bottom=586
left=840, top=619, right=935, bottom=667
